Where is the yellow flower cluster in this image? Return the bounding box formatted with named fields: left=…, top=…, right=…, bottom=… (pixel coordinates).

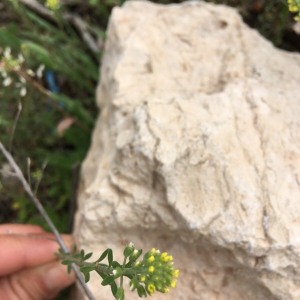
left=134, top=248, right=179, bottom=296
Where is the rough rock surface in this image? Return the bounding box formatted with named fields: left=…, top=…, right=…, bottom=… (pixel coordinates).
left=74, top=1, right=300, bottom=299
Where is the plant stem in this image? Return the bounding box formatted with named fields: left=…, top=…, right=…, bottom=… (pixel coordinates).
left=61, top=254, right=114, bottom=276
left=120, top=256, right=127, bottom=288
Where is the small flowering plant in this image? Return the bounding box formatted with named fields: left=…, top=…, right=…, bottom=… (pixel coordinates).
left=57, top=243, right=179, bottom=299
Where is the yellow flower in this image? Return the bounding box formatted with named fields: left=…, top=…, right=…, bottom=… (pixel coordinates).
left=148, top=266, right=154, bottom=273
left=147, top=283, right=155, bottom=295
left=169, top=279, right=177, bottom=288
left=166, top=255, right=173, bottom=261
left=46, top=0, right=60, bottom=10
left=147, top=255, right=155, bottom=263
left=150, top=248, right=156, bottom=255
left=140, top=274, right=146, bottom=282
left=173, top=269, right=179, bottom=277
left=161, top=252, right=173, bottom=262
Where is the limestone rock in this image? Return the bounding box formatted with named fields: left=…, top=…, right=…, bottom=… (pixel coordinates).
left=74, top=1, right=300, bottom=299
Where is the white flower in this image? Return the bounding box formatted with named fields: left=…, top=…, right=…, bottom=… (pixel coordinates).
left=1, top=71, right=7, bottom=78
left=36, top=64, right=45, bottom=79
left=18, top=54, right=25, bottom=64
left=3, top=77, right=12, bottom=86
left=4, top=47, right=11, bottom=59
left=20, top=87, right=27, bottom=97
left=128, top=242, right=134, bottom=248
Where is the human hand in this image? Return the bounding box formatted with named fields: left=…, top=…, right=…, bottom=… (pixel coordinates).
left=0, top=224, right=75, bottom=300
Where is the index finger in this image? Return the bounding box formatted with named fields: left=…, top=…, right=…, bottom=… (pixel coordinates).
left=0, top=233, right=73, bottom=276
left=0, top=224, right=45, bottom=235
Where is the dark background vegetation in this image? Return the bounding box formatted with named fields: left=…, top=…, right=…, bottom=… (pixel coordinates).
left=0, top=0, right=299, bottom=299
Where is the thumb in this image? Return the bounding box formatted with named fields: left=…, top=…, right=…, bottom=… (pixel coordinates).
left=0, top=261, right=75, bottom=300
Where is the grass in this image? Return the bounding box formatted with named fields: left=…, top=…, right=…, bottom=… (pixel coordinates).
left=0, top=0, right=299, bottom=299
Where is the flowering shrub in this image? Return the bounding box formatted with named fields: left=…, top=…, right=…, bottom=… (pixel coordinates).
left=57, top=243, right=179, bottom=299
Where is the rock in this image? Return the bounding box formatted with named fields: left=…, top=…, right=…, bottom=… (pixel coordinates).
left=73, top=1, right=300, bottom=299
left=293, top=21, right=300, bottom=35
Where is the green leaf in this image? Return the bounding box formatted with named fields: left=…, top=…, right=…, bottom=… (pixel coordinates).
left=125, top=261, right=132, bottom=268
left=73, top=245, right=77, bottom=254
left=80, top=249, right=85, bottom=260
left=110, top=281, right=118, bottom=297
left=80, top=266, right=95, bottom=273
left=67, top=265, right=72, bottom=274
left=22, top=41, right=54, bottom=68
left=137, top=285, right=146, bottom=298
left=84, top=272, right=90, bottom=283
left=83, top=252, right=93, bottom=261
left=95, top=270, right=108, bottom=279
left=0, top=28, right=21, bottom=49
left=101, top=276, right=115, bottom=286
left=108, top=249, right=113, bottom=267
left=116, top=287, right=125, bottom=300
left=50, top=93, right=94, bottom=127
left=61, top=260, right=73, bottom=265
left=96, top=249, right=108, bottom=262
left=112, top=261, right=122, bottom=269
left=26, top=11, right=60, bottom=34
left=97, top=263, right=108, bottom=268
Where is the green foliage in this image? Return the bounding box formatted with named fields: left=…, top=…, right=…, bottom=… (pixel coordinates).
left=58, top=243, right=180, bottom=299
left=0, top=0, right=99, bottom=236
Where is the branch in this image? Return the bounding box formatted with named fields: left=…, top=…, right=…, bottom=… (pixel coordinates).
left=17, top=0, right=100, bottom=54
left=0, top=140, right=96, bottom=300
